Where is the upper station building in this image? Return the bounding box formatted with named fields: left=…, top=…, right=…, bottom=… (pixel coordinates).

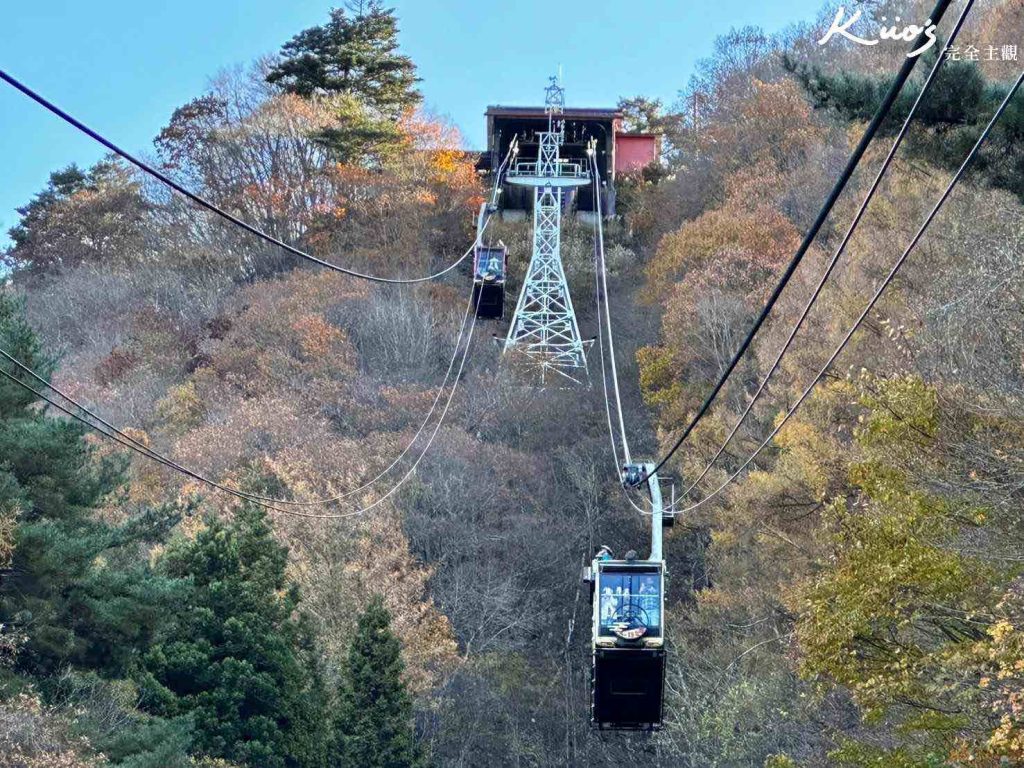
left=478, top=104, right=660, bottom=217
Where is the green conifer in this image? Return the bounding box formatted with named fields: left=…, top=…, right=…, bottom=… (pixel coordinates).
left=334, top=596, right=424, bottom=768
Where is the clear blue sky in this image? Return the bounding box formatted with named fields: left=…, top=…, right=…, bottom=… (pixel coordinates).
left=0, top=0, right=825, bottom=246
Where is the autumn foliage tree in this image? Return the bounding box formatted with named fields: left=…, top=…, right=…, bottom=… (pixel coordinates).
left=631, top=5, right=1024, bottom=764
left=155, top=75, right=341, bottom=248
left=790, top=377, right=1024, bottom=766
left=4, top=161, right=147, bottom=277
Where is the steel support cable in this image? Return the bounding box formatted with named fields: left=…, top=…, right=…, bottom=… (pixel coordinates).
left=594, top=256, right=622, bottom=472
left=0, top=68, right=515, bottom=286
left=589, top=152, right=633, bottom=466
left=675, top=69, right=1023, bottom=516
left=0, top=131, right=508, bottom=507
left=639, top=0, right=955, bottom=485
left=589, top=157, right=650, bottom=516
left=0, top=285, right=483, bottom=519
left=0, top=365, right=298, bottom=516
left=678, top=0, right=977, bottom=498
left=0, top=272, right=478, bottom=508
left=594, top=215, right=648, bottom=516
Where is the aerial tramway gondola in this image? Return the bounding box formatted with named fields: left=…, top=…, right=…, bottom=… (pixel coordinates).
left=470, top=177, right=508, bottom=321
left=472, top=240, right=507, bottom=319
left=589, top=555, right=666, bottom=730
left=584, top=463, right=671, bottom=731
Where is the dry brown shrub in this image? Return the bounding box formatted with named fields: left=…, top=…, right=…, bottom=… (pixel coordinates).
left=0, top=694, right=105, bottom=768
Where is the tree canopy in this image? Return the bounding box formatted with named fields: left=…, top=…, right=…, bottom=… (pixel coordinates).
left=786, top=54, right=1024, bottom=201
left=266, top=2, right=420, bottom=116
left=140, top=506, right=330, bottom=768
left=334, top=596, right=424, bottom=768
left=3, top=160, right=148, bottom=276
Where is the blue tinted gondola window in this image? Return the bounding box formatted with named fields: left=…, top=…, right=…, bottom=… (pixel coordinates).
left=598, top=571, right=661, bottom=637
left=475, top=247, right=504, bottom=280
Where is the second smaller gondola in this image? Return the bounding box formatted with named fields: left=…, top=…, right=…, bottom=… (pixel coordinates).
left=473, top=242, right=507, bottom=319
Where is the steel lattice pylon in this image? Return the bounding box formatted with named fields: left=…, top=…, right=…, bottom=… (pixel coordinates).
left=504, top=78, right=592, bottom=383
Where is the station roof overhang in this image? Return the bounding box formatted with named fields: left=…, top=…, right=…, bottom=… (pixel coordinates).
left=486, top=105, right=622, bottom=121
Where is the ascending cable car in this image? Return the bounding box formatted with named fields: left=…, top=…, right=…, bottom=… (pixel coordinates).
left=585, top=463, right=671, bottom=731
left=587, top=555, right=666, bottom=730
left=472, top=241, right=507, bottom=319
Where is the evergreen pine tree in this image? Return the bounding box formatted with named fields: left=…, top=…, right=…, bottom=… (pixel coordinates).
left=6, top=165, right=88, bottom=254
left=0, top=292, right=194, bottom=766
left=140, top=505, right=330, bottom=768
left=267, top=2, right=420, bottom=115
left=266, top=2, right=421, bottom=164
left=334, top=596, right=424, bottom=768
left=0, top=292, right=180, bottom=681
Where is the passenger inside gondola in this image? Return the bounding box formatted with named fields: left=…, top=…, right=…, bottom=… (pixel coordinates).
left=475, top=248, right=503, bottom=281
left=471, top=243, right=507, bottom=320
left=598, top=571, right=661, bottom=638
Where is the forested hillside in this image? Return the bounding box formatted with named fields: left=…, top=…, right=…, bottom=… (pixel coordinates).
left=1, top=1, right=1022, bottom=766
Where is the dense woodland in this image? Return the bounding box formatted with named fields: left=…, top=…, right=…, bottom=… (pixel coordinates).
left=1, top=0, right=1023, bottom=765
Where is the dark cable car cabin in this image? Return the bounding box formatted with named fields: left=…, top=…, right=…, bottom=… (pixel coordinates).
left=472, top=242, right=507, bottom=319
left=589, top=558, right=665, bottom=730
